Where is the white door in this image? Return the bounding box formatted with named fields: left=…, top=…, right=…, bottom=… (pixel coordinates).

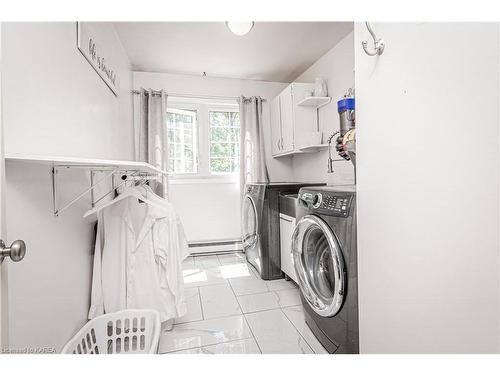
left=279, top=85, right=294, bottom=153
left=355, top=23, right=499, bottom=353
left=270, top=96, right=282, bottom=156
left=0, top=22, right=26, bottom=349
left=0, top=20, right=5, bottom=349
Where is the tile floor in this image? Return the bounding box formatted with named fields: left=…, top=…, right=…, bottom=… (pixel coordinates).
left=159, top=253, right=328, bottom=354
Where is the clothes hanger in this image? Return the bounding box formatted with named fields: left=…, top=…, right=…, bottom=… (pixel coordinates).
left=134, top=178, right=149, bottom=200
left=143, top=184, right=164, bottom=199
left=135, top=179, right=166, bottom=205
left=142, top=184, right=173, bottom=208
left=121, top=177, right=169, bottom=208
left=83, top=184, right=165, bottom=219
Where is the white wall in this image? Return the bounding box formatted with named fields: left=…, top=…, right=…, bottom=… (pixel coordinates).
left=2, top=23, right=134, bottom=160
left=355, top=23, right=499, bottom=353
left=293, top=31, right=355, bottom=185
left=169, top=181, right=241, bottom=243
left=133, top=72, right=289, bottom=243
left=2, top=22, right=133, bottom=351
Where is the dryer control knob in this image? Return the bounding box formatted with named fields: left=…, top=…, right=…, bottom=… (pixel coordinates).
left=312, top=193, right=322, bottom=209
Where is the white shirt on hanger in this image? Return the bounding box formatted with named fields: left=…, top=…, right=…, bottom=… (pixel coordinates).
left=88, top=189, right=189, bottom=322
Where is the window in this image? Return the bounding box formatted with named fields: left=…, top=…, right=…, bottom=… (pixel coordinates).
left=166, top=108, right=198, bottom=174
left=166, top=100, right=239, bottom=180
left=209, top=110, right=240, bottom=173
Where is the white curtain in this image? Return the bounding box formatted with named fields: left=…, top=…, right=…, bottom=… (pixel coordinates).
left=239, top=96, right=269, bottom=193
left=137, top=89, right=169, bottom=198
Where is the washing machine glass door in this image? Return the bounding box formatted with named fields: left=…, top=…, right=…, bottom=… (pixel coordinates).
left=292, top=214, right=346, bottom=317
left=242, top=195, right=258, bottom=250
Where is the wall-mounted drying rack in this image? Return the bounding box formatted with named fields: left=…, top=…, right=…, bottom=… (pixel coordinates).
left=5, top=154, right=167, bottom=217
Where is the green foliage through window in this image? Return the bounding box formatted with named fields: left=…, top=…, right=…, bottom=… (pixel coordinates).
left=166, top=109, right=198, bottom=174
left=209, top=111, right=240, bottom=173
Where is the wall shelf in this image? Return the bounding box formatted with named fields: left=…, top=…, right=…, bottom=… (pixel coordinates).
left=5, top=154, right=167, bottom=216
left=273, top=144, right=328, bottom=158
left=273, top=150, right=304, bottom=158
left=5, top=154, right=166, bottom=175
left=296, top=96, right=332, bottom=109
left=298, top=144, right=329, bottom=153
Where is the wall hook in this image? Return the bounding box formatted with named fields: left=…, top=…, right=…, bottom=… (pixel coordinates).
left=362, top=22, right=385, bottom=56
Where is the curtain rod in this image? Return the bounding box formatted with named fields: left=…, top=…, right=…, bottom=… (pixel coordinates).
left=131, top=89, right=266, bottom=102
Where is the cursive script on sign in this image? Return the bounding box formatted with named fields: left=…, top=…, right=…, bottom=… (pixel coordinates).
left=77, top=22, right=119, bottom=96
left=88, top=38, right=117, bottom=86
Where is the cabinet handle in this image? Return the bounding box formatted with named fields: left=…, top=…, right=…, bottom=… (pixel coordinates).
left=277, top=140, right=281, bottom=150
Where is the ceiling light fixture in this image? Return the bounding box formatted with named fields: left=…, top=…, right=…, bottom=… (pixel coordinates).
left=225, top=22, right=254, bottom=36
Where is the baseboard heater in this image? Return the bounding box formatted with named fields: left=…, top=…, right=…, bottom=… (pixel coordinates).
left=188, top=239, right=243, bottom=255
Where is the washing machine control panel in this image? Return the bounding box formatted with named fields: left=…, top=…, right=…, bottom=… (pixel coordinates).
left=300, top=191, right=353, bottom=217
left=321, top=194, right=352, bottom=217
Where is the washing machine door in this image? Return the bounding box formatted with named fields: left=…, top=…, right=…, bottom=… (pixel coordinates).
left=242, top=194, right=258, bottom=250
left=292, top=214, right=346, bottom=317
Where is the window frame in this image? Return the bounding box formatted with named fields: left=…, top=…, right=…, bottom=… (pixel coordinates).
left=166, top=106, right=200, bottom=176
left=166, top=99, right=240, bottom=182
left=208, top=105, right=241, bottom=176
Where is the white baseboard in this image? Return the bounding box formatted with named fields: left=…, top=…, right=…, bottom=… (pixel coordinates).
left=188, top=240, right=243, bottom=255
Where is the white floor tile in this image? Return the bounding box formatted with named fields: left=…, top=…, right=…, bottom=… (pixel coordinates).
left=245, top=309, right=313, bottom=354
left=175, top=288, right=203, bottom=324
left=229, top=277, right=269, bottom=296
left=182, top=256, right=195, bottom=269
left=199, top=284, right=242, bottom=319
left=170, top=338, right=261, bottom=354
left=183, top=266, right=228, bottom=288
left=218, top=253, right=246, bottom=264
left=194, top=255, right=221, bottom=267
left=218, top=263, right=256, bottom=280
left=275, top=288, right=302, bottom=308
left=158, top=315, right=253, bottom=353
left=282, top=305, right=328, bottom=354
left=266, top=279, right=298, bottom=291
left=237, top=292, right=280, bottom=313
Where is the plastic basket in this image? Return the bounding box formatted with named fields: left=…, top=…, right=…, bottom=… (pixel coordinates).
left=61, top=309, right=161, bottom=354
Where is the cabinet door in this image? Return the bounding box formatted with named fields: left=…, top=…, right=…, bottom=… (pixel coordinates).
left=280, top=215, right=298, bottom=283
left=279, top=85, right=294, bottom=153
left=291, top=83, right=317, bottom=149
left=270, top=96, right=282, bottom=156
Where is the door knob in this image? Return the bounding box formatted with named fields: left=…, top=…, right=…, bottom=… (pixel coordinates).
left=0, top=239, right=26, bottom=262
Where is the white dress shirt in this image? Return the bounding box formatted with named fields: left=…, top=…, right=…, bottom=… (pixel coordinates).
left=88, top=191, right=189, bottom=322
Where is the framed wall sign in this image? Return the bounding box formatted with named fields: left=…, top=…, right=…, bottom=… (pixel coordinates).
left=77, top=22, right=120, bottom=96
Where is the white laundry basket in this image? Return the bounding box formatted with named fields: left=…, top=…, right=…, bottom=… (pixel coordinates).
left=61, top=309, right=161, bottom=354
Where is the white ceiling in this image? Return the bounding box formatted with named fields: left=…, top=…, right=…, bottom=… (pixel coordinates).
left=113, top=22, right=353, bottom=82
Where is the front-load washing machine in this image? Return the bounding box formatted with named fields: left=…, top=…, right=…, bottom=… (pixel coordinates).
left=242, top=182, right=324, bottom=280
left=292, top=185, right=358, bottom=353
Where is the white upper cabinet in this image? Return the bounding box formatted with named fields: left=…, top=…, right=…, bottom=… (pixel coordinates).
left=270, top=96, right=282, bottom=155
left=279, top=85, right=295, bottom=153
left=270, top=82, right=317, bottom=157
left=291, top=83, right=317, bottom=149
